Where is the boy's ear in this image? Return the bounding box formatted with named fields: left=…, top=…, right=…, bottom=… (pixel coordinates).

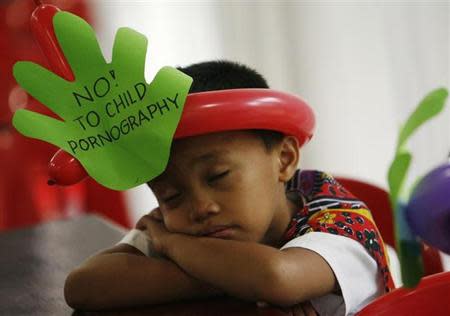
left=277, top=135, right=300, bottom=182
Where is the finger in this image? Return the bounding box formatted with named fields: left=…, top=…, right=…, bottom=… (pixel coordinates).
left=301, top=301, right=317, bottom=316
left=135, top=216, right=148, bottom=230
left=13, top=62, right=76, bottom=119
left=148, top=206, right=160, bottom=215
left=112, top=27, right=148, bottom=80
left=150, top=207, right=163, bottom=221
left=291, top=304, right=306, bottom=316
left=135, top=214, right=155, bottom=229
left=135, top=219, right=145, bottom=230
left=53, top=12, right=107, bottom=81
left=12, top=109, right=66, bottom=147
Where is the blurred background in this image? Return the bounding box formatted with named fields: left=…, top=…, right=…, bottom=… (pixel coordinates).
left=0, top=0, right=449, bottom=267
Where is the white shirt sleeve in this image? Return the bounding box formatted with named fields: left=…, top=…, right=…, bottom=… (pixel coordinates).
left=116, top=228, right=153, bottom=256
left=386, top=244, right=402, bottom=288
left=281, top=232, right=385, bottom=316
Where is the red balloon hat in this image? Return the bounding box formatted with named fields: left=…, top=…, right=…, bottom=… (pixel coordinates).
left=49, top=88, right=316, bottom=186
left=175, top=88, right=315, bottom=147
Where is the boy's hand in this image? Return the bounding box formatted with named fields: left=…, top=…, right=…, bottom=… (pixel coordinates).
left=13, top=11, right=192, bottom=190
left=136, top=208, right=175, bottom=254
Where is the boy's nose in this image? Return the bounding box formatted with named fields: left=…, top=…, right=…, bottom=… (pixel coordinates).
left=189, top=198, right=220, bottom=222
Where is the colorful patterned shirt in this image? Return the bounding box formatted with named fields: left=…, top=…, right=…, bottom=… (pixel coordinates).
left=283, top=169, right=395, bottom=293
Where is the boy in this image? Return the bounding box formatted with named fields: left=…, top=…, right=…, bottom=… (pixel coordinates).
left=64, top=61, right=394, bottom=315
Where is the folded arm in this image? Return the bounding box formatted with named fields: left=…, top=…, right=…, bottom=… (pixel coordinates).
left=160, top=233, right=336, bottom=307
left=138, top=214, right=336, bottom=307
left=64, top=242, right=222, bottom=310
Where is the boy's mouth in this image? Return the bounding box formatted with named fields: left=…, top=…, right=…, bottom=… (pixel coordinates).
left=200, top=225, right=236, bottom=238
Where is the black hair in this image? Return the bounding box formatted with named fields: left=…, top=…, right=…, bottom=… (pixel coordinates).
left=177, top=60, right=284, bottom=151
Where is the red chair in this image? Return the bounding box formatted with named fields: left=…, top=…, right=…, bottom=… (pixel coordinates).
left=335, top=177, right=444, bottom=276
left=0, top=0, right=131, bottom=231
left=356, top=271, right=450, bottom=315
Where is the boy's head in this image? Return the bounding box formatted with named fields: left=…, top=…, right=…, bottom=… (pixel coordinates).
left=147, top=60, right=300, bottom=246
left=178, top=60, right=285, bottom=153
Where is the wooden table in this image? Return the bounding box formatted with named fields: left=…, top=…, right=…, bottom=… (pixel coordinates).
left=0, top=215, right=288, bottom=316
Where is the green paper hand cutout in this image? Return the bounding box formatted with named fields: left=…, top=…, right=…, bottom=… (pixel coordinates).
left=387, top=87, right=448, bottom=287
left=12, top=11, right=192, bottom=190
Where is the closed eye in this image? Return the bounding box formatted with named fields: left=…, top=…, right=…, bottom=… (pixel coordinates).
left=163, top=193, right=181, bottom=203
left=208, top=170, right=230, bottom=183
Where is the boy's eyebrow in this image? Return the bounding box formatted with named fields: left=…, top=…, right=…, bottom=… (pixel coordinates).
left=189, top=149, right=229, bottom=166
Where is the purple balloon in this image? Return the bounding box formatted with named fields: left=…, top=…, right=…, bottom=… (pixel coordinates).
left=406, top=162, right=450, bottom=254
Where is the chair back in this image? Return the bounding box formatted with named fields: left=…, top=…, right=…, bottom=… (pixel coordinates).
left=335, top=177, right=444, bottom=276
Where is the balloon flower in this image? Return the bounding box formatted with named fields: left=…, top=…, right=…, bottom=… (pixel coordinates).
left=387, top=87, right=449, bottom=287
